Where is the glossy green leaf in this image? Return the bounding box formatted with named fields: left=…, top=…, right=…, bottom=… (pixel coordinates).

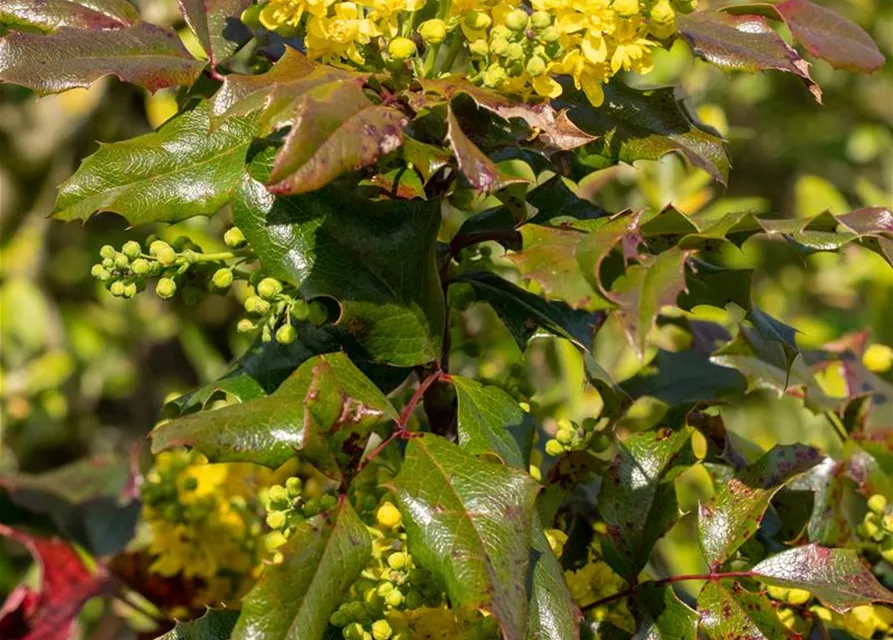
left=698, top=444, right=821, bottom=569
left=566, top=83, right=730, bottom=185
left=0, top=22, right=204, bottom=95
left=157, top=609, right=240, bottom=640
left=178, top=0, right=250, bottom=64
left=151, top=353, right=398, bottom=477
left=609, top=248, right=689, bottom=359
left=621, top=350, right=746, bottom=406
left=747, top=308, right=799, bottom=383
left=446, top=103, right=499, bottom=192
left=0, top=0, right=137, bottom=31
left=450, top=375, right=533, bottom=468
left=632, top=583, right=698, bottom=640
left=677, top=11, right=821, bottom=102
left=698, top=581, right=795, bottom=639
left=598, top=426, right=695, bottom=580
left=232, top=499, right=371, bottom=640
left=267, top=80, right=408, bottom=195
left=392, top=434, right=539, bottom=640
left=751, top=544, right=893, bottom=613
left=53, top=102, right=254, bottom=225
left=403, top=136, right=452, bottom=184
left=234, top=162, right=445, bottom=367
left=455, top=271, right=603, bottom=352
left=527, top=515, right=581, bottom=640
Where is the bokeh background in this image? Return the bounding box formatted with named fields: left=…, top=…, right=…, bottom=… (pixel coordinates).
left=1, top=0, right=891, bottom=633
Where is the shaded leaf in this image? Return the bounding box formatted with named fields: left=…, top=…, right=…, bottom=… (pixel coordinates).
left=446, top=103, right=500, bottom=192
left=0, top=0, right=137, bottom=32
left=566, top=83, right=730, bottom=184
left=151, top=353, right=398, bottom=478
left=698, top=444, right=822, bottom=569
left=451, top=375, right=534, bottom=468
left=527, top=515, right=582, bottom=640
left=232, top=499, right=371, bottom=640
left=403, top=136, right=452, bottom=184
left=53, top=102, right=254, bottom=225
left=752, top=544, right=893, bottom=613
left=178, top=0, right=250, bottom=64
left=747, top=308, right=799, bottom=382
left=621, top=350, right=746, bottom=405
left=598, top=426, right=695, bottom=580
left=698, top=581, right=795, bottom=640
left=234, top=160, right=445, bottom=366
left=0, top=22, right=204, bottom=95
left=0, top=524, right=111, bottom=640
left=268, top=80, right=407, bottom=196
left=157, top=609, right=240, bottom=640
left=632, top=583, right=698, bottom=640
left=455, top=271, right=603, bottom=352
left=677, top=11, right=821, bottom=102
left=0, top=454, right=139, bottom=556
left=392, top=434, right=539, bottom=640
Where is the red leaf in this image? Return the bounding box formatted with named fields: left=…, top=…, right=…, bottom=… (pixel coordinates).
left=0, top=525, right=111, bottom=640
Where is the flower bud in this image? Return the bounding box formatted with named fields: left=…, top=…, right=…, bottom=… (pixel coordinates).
left=469, top=39, right=489, bottom=57
left=149, top=240, right=170, bottom=257
left=244, top=295, right=271, bottom=315
left=385, top=589, right=404, bottom=607
left=237, top=318, right=256, bottom=333
left=483, top=64, right=508, bottom=88
left=530, top=11, right=551, bottom=29
left=540, top=25, right=560, bottom=43
left=240, top=4, right=262, bottom=27
left=224, top=226, right=246, bottom=248
left=589, top=433, right=611, bottom=453
left=114, top=252, right=130, bottom=269
left=122, top=282, right=137, bottom=298
left=506, top=42, right=525, bottom=61
left=556, top=428, right=574, bottom=444
left=156, top=277, right=177, bottom=300
left=545, top=439, right=565, bottom=456
left=122, top=240, right=142, bottom=260
left=388, top=36, right=417, bottom=61
left=464, top=10, right=491, bottom=31
left=157, top=246, right=177, bottom=266
left=376, top=502, right=402, bottom=529
left=291, top=299, right=310, bottom=321
left=863, top=344, right=893, bottom=373
left=212, top=268, right=234, bottom=290
left=276, top=323, right=297, bottom=345
left=673, top=0, right=697, bottom=13
left=91, top=264, right=111, bottom=281
left=387, top=552, right=407, bottom=570
left=613, top=0, right=640, bottom=18
left=266, top=510, right=287, bottom=529
left=109, top=281, right=126, bottom=297
left=650, top=0, right=675, bottom=25
left=286, top=476, right=303, bottom=496
left=371, top=620, right=392, bottom=640
left=307, top=300, right=328, bottom=326
left=504, top=9, right=529, bottom=31
left=131, top=258, right=150, bottom=275
left=265, top=530, right=288, bottom=550
left=868, top=494, right=888, bottom=515
left=100, top=245, right=116, bottom=260
left=526, top=55, right=547, bottom=75
left=418, top=19, right=447, bottom=45
left=257, top=277, right=283, bottom=300
left=490, top=36, right=509, bottom=55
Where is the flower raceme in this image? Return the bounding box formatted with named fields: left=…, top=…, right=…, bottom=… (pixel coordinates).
left=243, top=0, right=692, bottom=105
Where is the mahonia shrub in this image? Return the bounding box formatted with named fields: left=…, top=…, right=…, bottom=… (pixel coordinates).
left=1, top=0, right=892, bottom=639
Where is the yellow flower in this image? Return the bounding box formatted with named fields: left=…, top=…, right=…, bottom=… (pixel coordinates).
left=358, top=0, right=424, bottom=37
left=306, top=2, right=381, bottom=65
left=259, top=0, right=335, bottom=29
left=553, top=48, right=609, bottom=106
left=608, top=17, right=655, bottom=74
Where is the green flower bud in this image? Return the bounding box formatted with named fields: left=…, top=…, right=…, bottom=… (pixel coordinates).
left=122, top=240, right=142, bottom=260
left=464, top=10, right=491, bottom=31
left=181, top=476, right=199, bottom=491
left=418, top=19, right=447, bottom=45
left=308, top=300, right=328, bottom=326
left=504, top=9, right=529, bottom=31
left=276, top=323, right=297, bottom=345
left=162, top=503, right=183, bottom=522
left=291, top=299, right=310, bottom=321
left=506, top=42, right=525, bottom=61
left=91, top=264, right=111, bottom=282
left=156, top=277, right=177, bottom=300
left=303, top=498, right=321, bottom=517
left=376, top=581, right=395, bottom=597
left=131, top=258, right=150, bottom=275
left=149, top=240, right=170, bottom=257
left=482, top=64, right=508, bottom=88
left=613, top=0, right=640, bottom=18
left=320, top=493, right=337, bottom=510
left=244, top=295, right=271, bottom=316
left=109, top=281, right=126, bottom=297
left=371, top=620, right=392, bottom=640
left=882, top=540, right=893, bottom=564
left=540, top=25, right=560, bottom=43
left=344, top=623, right=365, bottom=640
left=403, top=588, right=423, bottom=610
left=650, top=0, right=675, bottom=24
left=100, top=245, right=116, bottom=260
left=224, top=227, right=246, bottom=248
left=157, top=246, right=177, bottom=266
left=469, top=39, right=489, bottom=57
left=490, top=37, right=509, bottom=55
left=883, top=513, right=893, bottom=534
left=114, top=252, right=130, bottom=269
left=212, top=268, right=234, bottom=290
left=240, top=4, right=262, bottom=27
left=530, top=11, right=551, bottom=29
left=868, top=494, right=888, bottom=515
left=329, top=611, right=348, bottom=627
left=388, top=36, right=417, bottom=60
left=545, top=439, right=565, bottom=456
left=673, top=0, right=697, bottom=13
left=237, top=318, right=256, bottom=333
left=257, top=277, right=283, bottom=300
left=864, top=513, right=882, bottom=539
left=286, top=476, right=303, bottom=496
left=526, top=55, right=547, bottom=75
left=555, top=428, right=574, bottom=444
left=490, top=25, right=511, bottom=40
left=266, top=510, right=287, bottom=529
left=123, top=282, right=137, bottom=298
left=589, top=433, right=611, bottom=453
left=265, top=530, right=288, bottom=550
left=102, top=258, right=115, bottom=269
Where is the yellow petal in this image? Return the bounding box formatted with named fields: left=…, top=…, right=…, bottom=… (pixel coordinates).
left=532, top=75, right=563, bottom=98
left=581, top=73, right=604, bottom=106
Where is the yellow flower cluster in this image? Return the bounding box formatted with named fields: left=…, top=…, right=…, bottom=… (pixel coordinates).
left=244, top=0, right=692, bottom=105
left=564, top=559, right=634, bottom=631
left=139, top=449, right=274, bottom=606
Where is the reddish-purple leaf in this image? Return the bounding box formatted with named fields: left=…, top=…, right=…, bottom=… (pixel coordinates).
left=178, top=0, right=251, bottom=65
left=0, top=0, right=137, bottom=32
left=752, top=544, right=893, bottom=613
left=677, top=11, right=822, bottom=102
left=0, top=525, right=111, bottom=640
left=267, top=80, right=407, bottom=196
left=0, top=22, right=204, bottom=95
left=445, top=104, right=499, bottom=193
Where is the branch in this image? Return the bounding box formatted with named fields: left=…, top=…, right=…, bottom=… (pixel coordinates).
left=582, top=570, right=757, bottom=611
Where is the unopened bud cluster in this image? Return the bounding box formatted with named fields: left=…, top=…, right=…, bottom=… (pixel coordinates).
left=858, top=494, right=893, bottom=564
left=544, top=417, right=611, bottom=456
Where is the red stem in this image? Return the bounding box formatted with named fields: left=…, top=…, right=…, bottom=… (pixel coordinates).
left=583, top=571, right=756, bottom=611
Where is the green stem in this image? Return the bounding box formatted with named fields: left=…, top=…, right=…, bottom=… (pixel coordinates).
left=422, top=42, right=441, bottom=78
left=437, top=34, right=463, bottom=76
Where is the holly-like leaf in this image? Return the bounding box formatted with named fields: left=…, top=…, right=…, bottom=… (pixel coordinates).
left=446, top=103, right=500, bottom=192
left=234, top=161, right=445, bottom=366
left=632, top=583, right=699, bottom=640
left=0, top=525, right=111, bottom=640
left=747, top=308, right=799, bottom=383
left=598, top=426, right=696, bottom=580
left=527, top=516, right=581, bottom=640
left=609, top=248, right=689, bottom=359
left=157, top=609, right=240, bottom=640
left=565, top=83, right=730, bottom=184
left=0, top=0, right=138, bottom=32
left=391, top=434, right=540, bottom=640
left=455, top=271, right=603, bottom=352
left=0, top=22, right=204, bottom=95
left=178, top=0, right=249, bottom=65
left=450, top=375, right=534, bottom=468
left=698, top=581, right=795, bottom=640
left=0, top=454, right=139, bottom=556
left=267, top=80, right=408, bottom=196
left=53, top=102, right=254, bottom=225
left=621, top=350, right=747, bottom=406
left=232, top=499, right=371, bottom=640
left=698, top=444, right=822, bottom=569
left=151, top=353, right=399, bottom=478
left=751, top=544, right=893, bottom=613
left=677, top=11, right=821, bottom=102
